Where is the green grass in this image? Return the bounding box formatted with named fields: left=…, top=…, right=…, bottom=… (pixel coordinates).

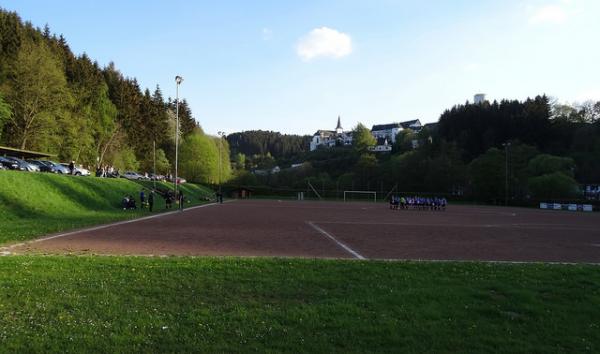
left=0, top=257, right=598, bottom=353
left=0, top=171, right=214, bottom=245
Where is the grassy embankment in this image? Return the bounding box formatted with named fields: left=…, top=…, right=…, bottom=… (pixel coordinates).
left=0, top=171, right=214, bottom=245
left=0, top=257, right=598, bottom=353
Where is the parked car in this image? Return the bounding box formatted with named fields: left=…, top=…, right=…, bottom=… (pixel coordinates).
left=149, top=173, right=166, bottom=181
left=40, top=160, right=70, bottom=174
left=59, top=163, right=90, bottom=176
left=27, top=160, right=57, bottom=173
left=0, top=156, right=19, bottom=170
left=6, top=156, right=38, bottom=171
left=168, top=176, right=187, bottom=184
left=122, top=171, right=145, bottom=180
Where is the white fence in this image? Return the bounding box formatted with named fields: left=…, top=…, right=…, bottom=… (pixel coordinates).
left=540, top=202, right=593, bottom=212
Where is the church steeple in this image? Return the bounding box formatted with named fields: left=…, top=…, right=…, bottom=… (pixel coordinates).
left=335, top=115, right=343, bottom=134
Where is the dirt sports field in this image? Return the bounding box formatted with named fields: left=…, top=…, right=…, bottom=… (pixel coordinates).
left=10, top=200, right=600, bottom=263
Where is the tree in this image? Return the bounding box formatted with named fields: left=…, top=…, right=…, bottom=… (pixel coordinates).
left=92, top=84, right=119, bottom=168
left=389, top=151, right=428, bottom=192
left=355, top=153, right=378, bottom=188
left=0, top=93, right=12, bottom=141
left=393, top=129, right=416, bottom=153
left=528, top=154, right=575, bottom=177
left=153, top=148, right=171, bottom=174
left=226, top=130, right=310, bottom=160
left=111, top=147, right=139, bottom=172
left=179, top=130, right=220, bottom=183
left=6, top=40, right=72, bottom=150
left=577, top=100, right=600, bottom=123
left=528, top=172, right=579, bottom=200
left=233, top=153, right=246, bottom=170
left=468, top=148, right=505, bottom=202
left=352, top=123, right=376, bottom=152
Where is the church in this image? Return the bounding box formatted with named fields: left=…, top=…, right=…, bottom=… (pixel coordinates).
left=309, top=116, right=353, bottom=151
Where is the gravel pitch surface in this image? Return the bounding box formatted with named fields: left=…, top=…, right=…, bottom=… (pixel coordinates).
left=12, top=200, right=600, bottom=262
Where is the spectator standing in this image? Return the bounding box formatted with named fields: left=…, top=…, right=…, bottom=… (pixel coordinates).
left=178, top=191, right=185, bottom=210
left=68, top=161, right=75, bottom=175
left=165, top=191, right=173, bottom=209
left=140, top=189, right=146, bottom=208
left=148, top=191, right=154, bottom=212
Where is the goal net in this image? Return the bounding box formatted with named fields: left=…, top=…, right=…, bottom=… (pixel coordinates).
left=343, top=191, right=377, bottom=202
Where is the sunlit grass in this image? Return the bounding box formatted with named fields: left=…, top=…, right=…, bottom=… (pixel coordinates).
left=0, top=257, right=598, bottom=353
left=0, top=171, right=214, bottom=244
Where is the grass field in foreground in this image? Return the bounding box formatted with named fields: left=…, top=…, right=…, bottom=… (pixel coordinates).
left=0, top=171, right=214, bottom=245
left=0, top=257, right=598, bottom=353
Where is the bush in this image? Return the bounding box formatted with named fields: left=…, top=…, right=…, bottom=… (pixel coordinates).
left=528, top=172, right=580, bottom=200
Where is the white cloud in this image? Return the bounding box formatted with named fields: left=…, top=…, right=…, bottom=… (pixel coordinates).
left=530, top=4, right=567, bottom=24
left=262, top=28, right=273, bottom=41
left=525, top=0, right=586, bottom=25
left=296, top=27, right=352, bottom=61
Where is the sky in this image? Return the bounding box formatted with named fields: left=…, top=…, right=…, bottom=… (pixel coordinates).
left=2, top=0, right=599, bottom=136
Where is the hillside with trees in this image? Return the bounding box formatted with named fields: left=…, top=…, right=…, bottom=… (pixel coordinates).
left=228, top=96, right=600, bottom=204
left=0, top=8, right=231, bottom=184
left=226, top=130, right=311, bottom=170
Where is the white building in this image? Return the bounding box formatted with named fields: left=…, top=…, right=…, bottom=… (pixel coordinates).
left=309, top=116, right=353, bottom=151
left=474, top=93, right=486, bottom=104
left=368, top=139, right=392, bottom=152
left=371, top=119, right=422, bottom=144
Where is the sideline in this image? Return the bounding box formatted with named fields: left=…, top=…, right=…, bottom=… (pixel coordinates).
left=306, top=221, right=366, bottom=260
left=313, top=220, right=600, bottom=232
left=0, top=201, right=228, bottom=255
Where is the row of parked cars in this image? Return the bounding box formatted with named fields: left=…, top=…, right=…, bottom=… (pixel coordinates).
left=0, top=157, right=91, bottom=175
left=120, top=171, right=186, bottom=184
left=0, top=157, right=187, bottom=184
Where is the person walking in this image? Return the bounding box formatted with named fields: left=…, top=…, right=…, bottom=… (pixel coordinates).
left=140, top=189, right=146, bottom=208
left=68, top=160, right=75, bottom=175
left=178, top=191, right=184, bottom=211
left=148, top=191, right=154, bottom=212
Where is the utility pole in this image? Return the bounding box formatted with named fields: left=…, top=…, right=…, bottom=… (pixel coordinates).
left=174, top=76, right=183, bottom=196
left=217, top=131, right=225, bottom=194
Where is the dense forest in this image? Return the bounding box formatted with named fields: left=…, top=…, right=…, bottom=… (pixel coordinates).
left=226, top=131, right=310, bottom=170
left=227, top=96, right=600, bottom=204
left=0, top=9, right=231, bottom=183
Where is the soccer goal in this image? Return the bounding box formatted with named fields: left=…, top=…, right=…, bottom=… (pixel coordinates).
left=343, top=191, right=377, bottom=202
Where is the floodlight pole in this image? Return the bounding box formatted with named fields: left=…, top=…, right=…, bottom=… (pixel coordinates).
left=174, top=75, right=183, bottom=196
left=217, top=131, right=225, bottom=193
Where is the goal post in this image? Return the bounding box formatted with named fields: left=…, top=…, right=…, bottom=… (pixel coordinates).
left=343, top=191, right=377, bottom=203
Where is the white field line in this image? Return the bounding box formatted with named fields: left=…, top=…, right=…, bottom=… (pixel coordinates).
left=313, top=221, right=600, bottom=232
left=306, top=221, right=366, bottom=260
left=0, top=202, right=223, bottom=253
left=374, top=258, right=600, bottom=266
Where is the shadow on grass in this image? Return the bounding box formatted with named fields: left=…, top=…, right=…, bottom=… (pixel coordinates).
left=0, top=192, right=46, bottom=220
left=40, top=176, right=128, bottom=210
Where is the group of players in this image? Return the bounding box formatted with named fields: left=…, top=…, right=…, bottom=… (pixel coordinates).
left=389, top=195, right=447, bottom=211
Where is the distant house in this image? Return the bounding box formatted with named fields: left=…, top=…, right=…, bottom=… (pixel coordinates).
left=368, top=138, right=392, bottom=153
left=309, top=116, right=353, bottom=151
left=371, top=119, right=422, bottom=144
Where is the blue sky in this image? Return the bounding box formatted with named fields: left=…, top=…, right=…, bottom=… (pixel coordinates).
left=2, top=0, right=599, bottom=135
